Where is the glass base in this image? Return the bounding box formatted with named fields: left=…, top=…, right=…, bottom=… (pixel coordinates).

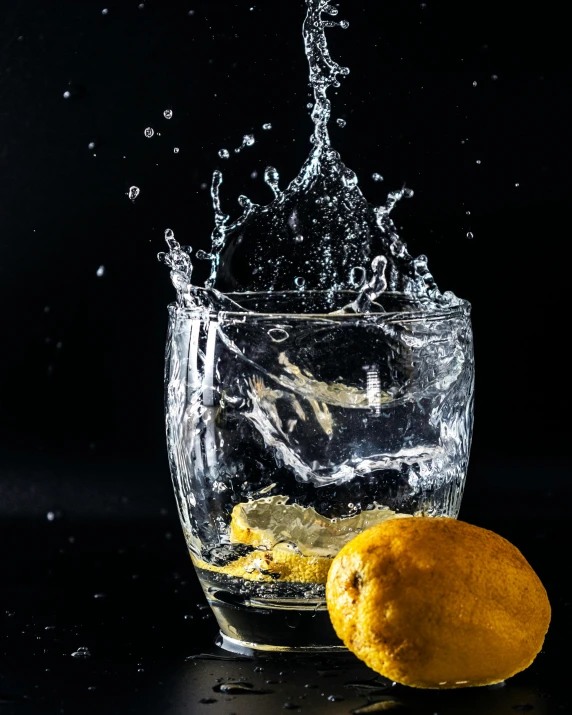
left=216, top=632, right=347, bottom=655
left=206, top=589, right=346, bottom=653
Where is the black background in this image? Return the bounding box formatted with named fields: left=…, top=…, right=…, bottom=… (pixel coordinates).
left=0, top=2, right=570, bottom=713
left=1, top=0, right=570, bottom=494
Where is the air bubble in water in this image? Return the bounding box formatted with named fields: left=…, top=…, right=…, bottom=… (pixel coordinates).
left=128, top=186, right=140, bottom=201
left=243, top=134, right=256, bottom=147
left=336, top=118, right=347, bottom=127
left=268, top=329, right=289, bottom=343
left=144, top=127, right=154, bottom=138
left=219, top=149, right=230, bottom=159
left=262, top=123, right=272, bottom=130
left=350, top=266, right=366, bottom=287
left=294, top=276, right=306, bottom=288
left=96, top=265, right=105, bottom=277
left=164, top=109, right=173, bottom=119
left=372, top=173, right=384, bottom=182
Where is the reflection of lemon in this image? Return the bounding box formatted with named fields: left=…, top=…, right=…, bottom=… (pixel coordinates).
left=326, top=517, right=551, bottom=689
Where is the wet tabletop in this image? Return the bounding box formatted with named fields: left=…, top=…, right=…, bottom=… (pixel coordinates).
left=0, top=459, right=569, bottom=715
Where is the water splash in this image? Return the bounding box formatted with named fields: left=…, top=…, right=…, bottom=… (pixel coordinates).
left=160, top=0, right=462, bottom=313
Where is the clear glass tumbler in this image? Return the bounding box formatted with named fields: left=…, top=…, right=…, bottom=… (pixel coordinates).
left=164, top=291, right=474, bottom=654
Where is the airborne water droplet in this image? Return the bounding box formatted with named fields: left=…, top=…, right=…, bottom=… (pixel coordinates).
left=294, top=276, right=306, bottom=288
left=262, top=123, right=272, bottom=130
left=372, top=173, right=384, bottom=182
left=96, top=265, right=105, bottom=277
left=128, top=186, right=140, bottom=201
left=243, top=134, right=256, bottom=147
left=164, top=109, right=173, bottom=119
left=174, top=147, right=180, bottom=153
left=336, top=118, right=347, bottom=127
left=467, top=231, right=474, bottom=239
left=218, top=149, right=230, bottom=159
left=63, top=91, right=71, bottom=99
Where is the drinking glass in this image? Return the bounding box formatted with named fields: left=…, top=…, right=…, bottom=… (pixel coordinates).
left=164, top=291, right=474, bottom=654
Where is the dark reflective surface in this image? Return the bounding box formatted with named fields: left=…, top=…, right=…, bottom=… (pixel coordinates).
left=0, top=458, right=569, bottom=714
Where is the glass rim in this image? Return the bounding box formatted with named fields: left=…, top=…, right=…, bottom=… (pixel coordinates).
left=168, top=289, right=471, bottom=322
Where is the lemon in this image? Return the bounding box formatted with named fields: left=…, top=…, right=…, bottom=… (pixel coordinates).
left=192, top=546, right=331, bottom=583
left=230, top=495, right=410, bottom=557
left=326, top=517, right=551, bottom=689
left=196, top=497, right=411, bottom=584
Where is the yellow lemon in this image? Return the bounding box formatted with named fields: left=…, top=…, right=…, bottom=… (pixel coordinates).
left=192, top=546, right=332, bottom=583
left=326, top=517, right=551, bottom=689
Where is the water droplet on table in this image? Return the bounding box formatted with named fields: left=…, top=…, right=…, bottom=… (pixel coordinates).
left=71, top=647, right=91, bottom=659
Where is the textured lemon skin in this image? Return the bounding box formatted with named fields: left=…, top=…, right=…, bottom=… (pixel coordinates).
left=192, top=549, right=332, bottom=583
left=326, top=517, right=551, bottom=689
